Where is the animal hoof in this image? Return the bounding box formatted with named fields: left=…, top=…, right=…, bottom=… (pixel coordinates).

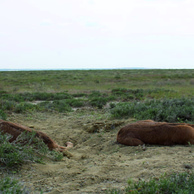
left=66, top=142, right=73, bottom=148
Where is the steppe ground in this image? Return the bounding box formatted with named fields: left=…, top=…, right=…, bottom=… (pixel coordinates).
left=0, top=69, right=194, bottom=193
left=4, top=112, right=193, bottom=193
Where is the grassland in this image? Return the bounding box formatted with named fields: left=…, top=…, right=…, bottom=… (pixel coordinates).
left=0, top=69, right=194, bottom=95
left=0, top=69, right=194, bottom=193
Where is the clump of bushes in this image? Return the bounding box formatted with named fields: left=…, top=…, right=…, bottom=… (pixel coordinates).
left=111, top=88, right=141, bottom=100
left=88, top=91, right=103, bottom=98
left=127, top=172, right=194, bottom=193
left=110, top=98, right=194, bottom=122
left=0, top=177, right=32, bottom=194
left=89, top=97, right=108, bottom=109
left=0, top=131, right=63, bottom=168
left=89, top=96, right=116, bottom=109
left=0, top=92, right=73, bottom=102
left=65, top=99, right=85, bottom=107
left=72, top=93, right=88, bottom=98
left=39, top=100, right=72, bottom=113
left=0, top=100, right=38, bottom=113
left=111, top=88, right=175, bottom=100
left=0, top=92, right=87, bottom=113
left=109, top=172, right=194, bottom=194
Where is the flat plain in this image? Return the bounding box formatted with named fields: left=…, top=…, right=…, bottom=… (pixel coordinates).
left=0, top=69, right=194, bottom=193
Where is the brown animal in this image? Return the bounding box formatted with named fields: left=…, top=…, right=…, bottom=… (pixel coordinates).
left=0, top=119, right=73, bottom=152
left=117, top=120, right=194, bottom=146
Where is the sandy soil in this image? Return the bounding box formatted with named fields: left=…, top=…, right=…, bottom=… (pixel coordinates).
left=2, top=111, right=194, bottom=194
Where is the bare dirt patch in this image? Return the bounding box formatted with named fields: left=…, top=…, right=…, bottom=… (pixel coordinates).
left=2, top=112, right=194, bottom=193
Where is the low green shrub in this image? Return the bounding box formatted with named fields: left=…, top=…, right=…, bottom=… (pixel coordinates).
left=72, top=93, right=88, bottom=98
left=0, top=131, right=63, bottom=168
left=0, top=100, right=38, bottom=113
left=88, top=91, right=102, bottom=98
left=108, top=172, right=194, bottom=194
left=111, top=88, right=175, bottom=101
left=125, top=172, right=194, bottom=194
left=0, top=100, right=17, bottom=111
left=0, top=92, right=73, bottom=102
left=51, top=100, right=72, bottom=112
left=89, top=97, right=108, bottom=109
left=111, top=98, right=194, bottom=122
left=0, top=90, right=7, bottom=94
left=65, top=99, right=85, bottom=107
left=14, top=102, right=37, bottom=113
left=0, top=109, right=6, bottom=120
left=0, top=177, right=31, bottom=194
left=38, top=100, right=72, bottom=112
left=111, top=88, right=144, bottom=100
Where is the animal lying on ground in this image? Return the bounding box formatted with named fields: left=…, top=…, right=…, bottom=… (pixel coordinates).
left=0, top=119, right=73, bottom=153
left=117, top=120, right=194, bottom=146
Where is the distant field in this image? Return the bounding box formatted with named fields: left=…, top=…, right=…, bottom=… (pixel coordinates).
left=0, top=69, right=194, bottom=96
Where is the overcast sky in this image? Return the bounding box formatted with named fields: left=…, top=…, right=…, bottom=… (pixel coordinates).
left=0, top=0, right=194, bottom=70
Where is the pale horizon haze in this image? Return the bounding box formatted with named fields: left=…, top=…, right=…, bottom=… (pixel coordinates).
left=0, top=0, right=194, bottom=70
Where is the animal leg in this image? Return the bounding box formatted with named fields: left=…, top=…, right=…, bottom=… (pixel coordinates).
left=56, top=142, right=73, bottom=152
left=118, top=137, right=145, bottom=146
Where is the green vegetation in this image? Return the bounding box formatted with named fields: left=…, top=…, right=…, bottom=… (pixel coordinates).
left=0, top=69, right=194, bottom=192
left=0, top=131, right=63, bottom=168
left=0, top=92, right=72, bottom=102
left=109, top=172, right=194, bottom=194
left=0, top=69, right=193, bottom=95
left=110, top=98, right=194, bottom=122
left=0, top=177, right=32, bottom=194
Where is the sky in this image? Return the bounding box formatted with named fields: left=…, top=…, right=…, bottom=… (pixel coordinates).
left=0, top=0, right=194, bottom=70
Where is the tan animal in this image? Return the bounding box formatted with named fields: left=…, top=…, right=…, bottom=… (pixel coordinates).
left=117, top=120, right=194, bottom=146
left=0, top=119, right=73, bottom=152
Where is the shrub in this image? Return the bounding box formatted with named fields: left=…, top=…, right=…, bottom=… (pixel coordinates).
left=111, top=88, right=143, bottom=100
left=108, top=172, right=194, bottom=194
left=0, top=100, right=38, bottom=113
left=52, top=100, right=72, bottom=112
left=0, top=109, right=6, bottom=120
left=39, top=100, right=72, bottom=112
left=72, top=93, right=88, bottom=98
left=14, top=102, right=37, bottom=113
left=0, top=131, right=63, bottom=168
left=111, top=88, right=128, bottom=95
left=65, top=99, right=85, bottom=107
left=0, top=90, right=7, bottom=94
left=89, top=97, right=108, bottom=109
left=0, top=92, right=73, bottom=102
left=88, top=91, right=102, bottom=98
left=110, top=98, right=194, bottom=122
left=0, top=177, right=31, bottom=194
left=111, top=88, right=176, bottom=101
left=0, top=100, right=17, bottom=111
left=125, top=172, right=194, bottom=194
